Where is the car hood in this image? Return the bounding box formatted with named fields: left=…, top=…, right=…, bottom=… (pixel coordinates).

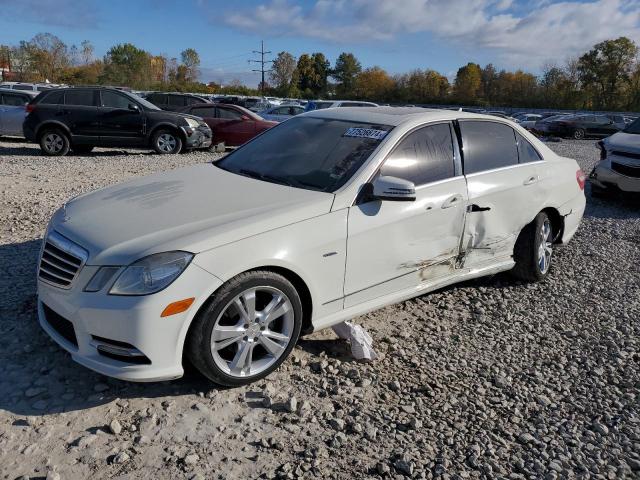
left=53, top=164, right=334, bottom=265
left=603, top=131, right=640, bottom=153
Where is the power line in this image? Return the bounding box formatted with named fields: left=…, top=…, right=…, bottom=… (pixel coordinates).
left=248, top=40, right=273, bottom=95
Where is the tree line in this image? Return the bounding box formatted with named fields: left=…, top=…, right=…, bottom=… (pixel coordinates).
left=2, top=34, right=639, bottom=111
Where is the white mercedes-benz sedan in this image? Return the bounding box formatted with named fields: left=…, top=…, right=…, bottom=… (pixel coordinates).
left=37, top=107, right=586, bottom=386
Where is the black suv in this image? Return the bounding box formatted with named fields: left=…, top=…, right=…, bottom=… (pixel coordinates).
left=145, top=92, right=210, bottom=112
left=23, top=87, right=212, bottom=156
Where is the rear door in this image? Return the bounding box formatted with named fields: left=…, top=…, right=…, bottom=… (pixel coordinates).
left=459, top=120, right=546, bottom=266
left=344, top=122, right=467, bottom=307
left=215, top=106, right=253, bottom=146
left=98, top=90, right=146, bottom=146
left=0, top=92, right=31, bottom=135
left=61, top=89, right=100, bottom=142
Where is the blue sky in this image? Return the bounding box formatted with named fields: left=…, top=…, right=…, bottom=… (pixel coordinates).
left=1, top=0, right=639, bottom=86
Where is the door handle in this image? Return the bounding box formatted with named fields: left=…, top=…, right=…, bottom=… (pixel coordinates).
left=441, top=195, right=462, bottom=209
left=523, top=175, right=538, bottom=186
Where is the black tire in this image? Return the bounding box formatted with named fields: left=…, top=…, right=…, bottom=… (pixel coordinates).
left=573, top=128, right=585, bottom=140
left=39, top=128, right=70, bottom=156
left=152, top=129, right=182, bottom=154
left=72, top=145, right=94, bottom=154
left=186, top=270, right=303, bottom=386
left=511, top=212, right=554, bottom=282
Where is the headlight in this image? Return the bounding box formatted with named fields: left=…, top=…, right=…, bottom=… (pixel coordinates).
left=109, top=251, right=193, bottom=296
left=184, top=118, right=200, bottom=129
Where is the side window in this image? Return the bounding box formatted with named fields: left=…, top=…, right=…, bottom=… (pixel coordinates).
left=168, top=95, right=185, bottom=107
left=380, top=123, right=456, bottom=186
left=516, top=133, right=542, bottom=163
left=64, top=90, right=96, bottom=106
left=40, top=90, right=64, bottom=105
left=192, top=106, right=216, bottom=117
left=3, top=94, right=29, bottom=106
left=217, top=107, right=243, bottom=120
left=101, top=91, right=132, bottom=109
left=147, top=93, right=165, bottom=105
left=459, top=121, right=519, bottom=174
left=186, top=96, right=206, bottom=105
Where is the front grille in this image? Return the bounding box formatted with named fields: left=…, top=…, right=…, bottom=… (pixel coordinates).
left=612, top=150, right=640, bottom=161
left=38, top=231, right=88, bottom=289
left=611, top=161, right=640, bottom=178
left=43, top=304, right=78, bottom=347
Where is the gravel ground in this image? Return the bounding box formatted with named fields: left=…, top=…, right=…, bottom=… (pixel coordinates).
left=0, top=137, right=638, bottom=480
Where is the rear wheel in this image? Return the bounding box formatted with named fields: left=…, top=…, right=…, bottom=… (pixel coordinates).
left=573, top=128, right=585, bottom=140
left=511, top=212, right=554, bottom=282
left=186, top=271, right=303, bottom=386
left=152, top=129, right=182, bottom=154
left=39, top=129, right=70, bottom=156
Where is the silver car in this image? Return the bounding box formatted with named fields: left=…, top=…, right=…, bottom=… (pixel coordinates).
left=0, top=90, right=38, bottom=137
left=591, top=120, right=640, bottom=195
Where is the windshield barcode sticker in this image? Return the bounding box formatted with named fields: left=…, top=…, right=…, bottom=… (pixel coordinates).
left=343, top=127, right=388, bottom=140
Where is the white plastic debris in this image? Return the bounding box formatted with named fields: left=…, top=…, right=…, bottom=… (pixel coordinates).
left=332, top=321, right=378, bottom=361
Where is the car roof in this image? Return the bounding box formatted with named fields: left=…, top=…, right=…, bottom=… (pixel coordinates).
left=304, top=106, right=510, bottom=127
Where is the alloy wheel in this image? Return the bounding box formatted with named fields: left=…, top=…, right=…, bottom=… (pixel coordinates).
left=210, top=286, right=294, bottom=378
left=537, top=219, right=553, bottom=274
left=44, top=133, right=64, bottom=154
left=157, top=133, right=177, bottom=153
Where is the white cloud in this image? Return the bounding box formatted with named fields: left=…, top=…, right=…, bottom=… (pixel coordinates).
left=221, top=0, right=640, bottom=68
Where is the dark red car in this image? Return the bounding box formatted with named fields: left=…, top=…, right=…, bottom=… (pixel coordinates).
left=179, top=103, right=277, bottom=147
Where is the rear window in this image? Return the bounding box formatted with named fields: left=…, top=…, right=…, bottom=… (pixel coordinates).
left=2, top=93, right=29, bottom=106
left=460, top=121, right=519, bottom=174
left=39, top=90, right=64, bottom=105
left=168, top=95, right=185, bottom=107
left=216, top=117, right=393, bottom=192
left=65, top=90, right=96, bottom=106
left=516, top=133, right=542, bottom=163
left=147, top=93, right=166, bottom=105
left=185, top=96, right=206, bottom=105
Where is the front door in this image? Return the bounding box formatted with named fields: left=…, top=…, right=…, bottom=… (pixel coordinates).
left=344, top=122, right=467, bottom=308
left=98, top=90, right=145, bottom=146
left=215, top=106, right=254, bottom=146
left=458, top=120, right=546, bottom=266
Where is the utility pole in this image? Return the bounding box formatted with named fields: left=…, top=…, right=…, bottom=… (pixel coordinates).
left=249, top=40, right=273, bottom=96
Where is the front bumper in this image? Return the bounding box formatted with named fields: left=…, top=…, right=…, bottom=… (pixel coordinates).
left=183, top=124, right=212, bottom=149
left=37, top=261, right=222, bottom=382
left=590, top=159, right=640, bottom=193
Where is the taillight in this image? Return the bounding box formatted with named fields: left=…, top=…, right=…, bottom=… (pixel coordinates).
left=25, top=104, right=36, bottom=113
left=576, top=169, right=586, bottom=190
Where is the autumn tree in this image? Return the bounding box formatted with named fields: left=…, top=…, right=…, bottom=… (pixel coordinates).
left=354, top=67, right=395, bottom=101
left=270, top=51, right=297, bottom=96
left=453, top=63, right=482, bottom=104
left=180, top=48, right=200, bottom=83
left=333, top=52, right=362, bottom=97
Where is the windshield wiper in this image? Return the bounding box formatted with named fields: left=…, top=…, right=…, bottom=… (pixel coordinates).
left=238, top=169, right=293, bottom=187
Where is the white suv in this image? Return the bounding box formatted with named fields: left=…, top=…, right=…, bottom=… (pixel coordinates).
left=37, top=107, right=586, bottom=385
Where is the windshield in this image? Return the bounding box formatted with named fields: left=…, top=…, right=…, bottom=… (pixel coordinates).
left=127, top=91, right=160, bottom=110
left=215, top=117, right=393, bottom=192
left=624, top=117, right=640, bottom=134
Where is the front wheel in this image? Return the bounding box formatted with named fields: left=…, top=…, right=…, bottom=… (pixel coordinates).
left=573, top=128, right=585, bottom=140
left=186, top=271, right=303, bottom=386
left=511, top=212, right=554, bottom=282
left=39, top=129, right=70, bottom=156
left=152, top=129, right=182, bottom=154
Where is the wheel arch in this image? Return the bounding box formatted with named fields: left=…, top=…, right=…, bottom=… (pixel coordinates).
left=35, top=121, right=71, bottom=140
left=540, top=206, right=564, bottom=244
left=148, top=123, right=186, bottom=145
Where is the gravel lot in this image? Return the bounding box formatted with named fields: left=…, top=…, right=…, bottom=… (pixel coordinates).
left=0, top=137, right=638, bottom=480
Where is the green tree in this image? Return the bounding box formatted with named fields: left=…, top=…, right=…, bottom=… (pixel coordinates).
left=311, top=52, right=330, bottom=96
left=578, top=37, right=638, bottom=109
left=296, top=54, right=318, bottom=98
left=180, top=48, right=200, bottom=83
left=453, top=62, right=482, bottom=104
left=101, top=43, right=151, bottom=89
left=333, top=52, right=361, bottom=97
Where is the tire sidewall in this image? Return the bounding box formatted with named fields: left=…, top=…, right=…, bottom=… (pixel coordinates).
left=40, top=129, right=70, bottom=156
left=531, top=212, right=552, bottom=280
left=153, top=129, right=182, bottom=154
left=191, top=273, right=303, bottom=386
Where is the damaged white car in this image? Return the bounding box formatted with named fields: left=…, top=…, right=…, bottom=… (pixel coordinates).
left=37, top=108, right=586, bottom=386
left=591, top=119, right=640, bottom=195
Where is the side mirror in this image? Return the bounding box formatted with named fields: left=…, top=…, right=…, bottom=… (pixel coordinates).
left=363, top=175, right=416, bottom=202
left=128, top=103, right=140, bottom=112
